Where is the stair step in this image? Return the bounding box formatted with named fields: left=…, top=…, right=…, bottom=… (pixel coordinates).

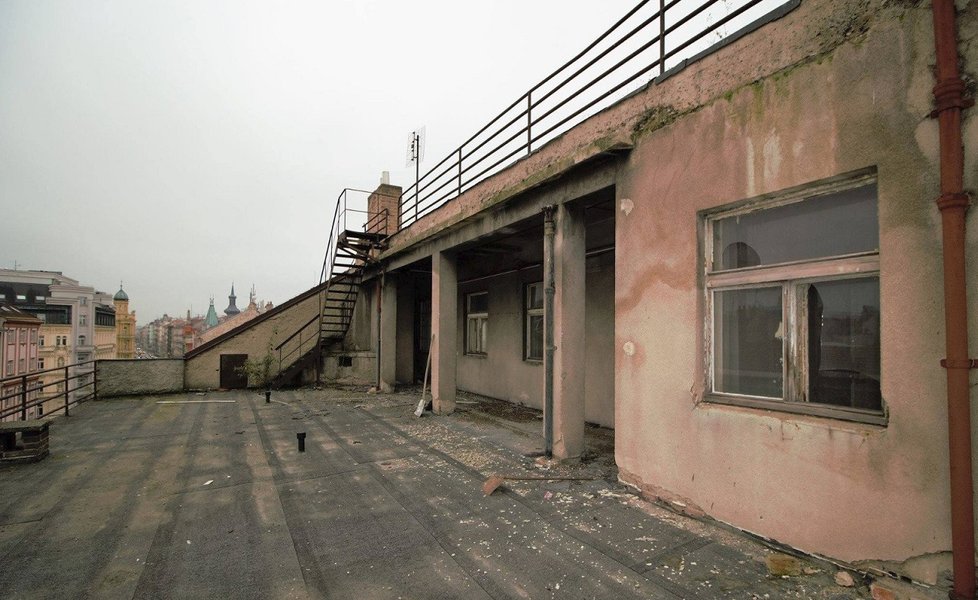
left=339, top=230, right=387, bottom=243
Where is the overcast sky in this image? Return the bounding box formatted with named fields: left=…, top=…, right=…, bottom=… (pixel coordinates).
left=0, top=1, right=629, bottom=320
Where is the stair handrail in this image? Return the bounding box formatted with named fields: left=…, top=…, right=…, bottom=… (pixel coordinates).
left=267, top=190, right=392, bottom=386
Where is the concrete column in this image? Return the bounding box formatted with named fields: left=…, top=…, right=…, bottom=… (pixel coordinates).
left=552, top=202, right=586, bottom=460
left=379, top=274, right=397, bottom=393
left=431, top=252, right=457, bottom=414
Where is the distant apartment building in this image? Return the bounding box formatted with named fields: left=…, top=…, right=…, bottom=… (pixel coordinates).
left=0, top=269, right=118, bottom=411
left=0, top=304, right=42, bottom=421
left=140, top=314, right=187, bottom=358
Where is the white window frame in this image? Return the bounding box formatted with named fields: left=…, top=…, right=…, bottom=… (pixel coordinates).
left=465, top=292, right=488, bottom=356
left=524, top=282, right=544, bottom=362
left=702, top=174, right=885, bottom=426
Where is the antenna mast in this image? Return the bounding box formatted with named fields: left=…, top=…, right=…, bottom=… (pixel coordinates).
left=406, top=127, right=425, bottom=222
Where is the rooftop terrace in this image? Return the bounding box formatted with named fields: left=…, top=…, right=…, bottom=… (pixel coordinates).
left=1, top=389, right=873, bottom=599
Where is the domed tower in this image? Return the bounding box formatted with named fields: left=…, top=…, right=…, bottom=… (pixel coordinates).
left=224, top=284, right=241, bottom=317
left=114, top=283, right=136, bottom=359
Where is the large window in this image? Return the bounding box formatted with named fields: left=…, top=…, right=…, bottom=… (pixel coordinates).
left=525, top=282, right=544, bottom=361
left=465, top=292, right=488, bottom=355
left=704, top=175, right=883, bottom=424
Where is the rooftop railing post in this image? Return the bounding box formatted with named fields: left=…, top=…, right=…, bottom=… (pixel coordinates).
left=63, top=366, right=69, bottom=411
left=20, top=374, right=27, bottom=421
left=659, top=0, right=666, bottom=75
left=527, top=92, right=533, bottom=153
left=93, top=361, right=98, bottom=401
left=457, top=147, right=463, bottom=197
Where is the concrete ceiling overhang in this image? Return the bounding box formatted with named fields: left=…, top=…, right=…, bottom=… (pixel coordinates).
left=370, top=147, right=629, bottom=278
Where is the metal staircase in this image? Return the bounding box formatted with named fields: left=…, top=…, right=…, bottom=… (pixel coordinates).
left=270, top=189, right=390, bottom=388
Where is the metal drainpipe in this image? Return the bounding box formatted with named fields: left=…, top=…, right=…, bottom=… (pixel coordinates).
left=543, top=206, right=556, bottom=458
left=931, top=1, right=976, bottom=598
left=376, top=275, right=383, bottom=390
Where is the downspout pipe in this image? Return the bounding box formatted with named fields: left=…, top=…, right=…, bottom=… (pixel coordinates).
left=543, top=205, right=556, bottom=458
left=931, top=2, right=976, bottom=598
left=376, top=275, right=383, bottom=391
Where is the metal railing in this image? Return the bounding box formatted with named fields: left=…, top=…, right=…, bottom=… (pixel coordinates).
left=397, top=0, right=794, bottom=228
left=274, top=313, right=319, bottom=379
left=0, top=360, right=97, bottom=422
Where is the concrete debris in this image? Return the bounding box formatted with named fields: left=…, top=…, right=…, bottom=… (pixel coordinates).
left=765, top=553, right=802, bottom=577
left=835, top=570, right=855, bottom=587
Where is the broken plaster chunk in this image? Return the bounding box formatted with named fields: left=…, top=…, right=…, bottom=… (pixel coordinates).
left=834, top=571, right=855, bottom=587
left=620, top=198, right=634, bottom=215
left=623, top=341, right=636, bottom=357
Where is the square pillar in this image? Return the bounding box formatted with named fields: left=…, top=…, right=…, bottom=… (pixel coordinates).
left=379, top=274, right=397, bottom=393
left=552, top=202, right=586, bottom=460
left=431, top=251, right=457, bottom=414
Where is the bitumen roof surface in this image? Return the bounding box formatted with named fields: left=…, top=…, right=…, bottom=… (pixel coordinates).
left=0, top=387, right=876, bottom=599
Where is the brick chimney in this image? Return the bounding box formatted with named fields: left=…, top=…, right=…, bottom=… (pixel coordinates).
left=367, top=171, right=401, bottom=236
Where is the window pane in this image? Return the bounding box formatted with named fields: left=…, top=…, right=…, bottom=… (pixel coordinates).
left=468, top=292, right=488, bottom=314
left=528, top=315, right=544, bottom=360
left=467, top=318, right=480, bottom=354
left=807, top=277, right=881, bottom=410
left=527, top=283, right=544, bottom=310
left=713, top=183, right=878, bottom=270
left=714, top=287, right=783, bottom=398
left=479, top=318, right=488, bottom=353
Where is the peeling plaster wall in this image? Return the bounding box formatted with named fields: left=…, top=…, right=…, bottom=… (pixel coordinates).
left=97, top=359, right=184, bottom=397
left=321, top=285, right=378, bottom=386
left=614, top=0, right=978, bottom=569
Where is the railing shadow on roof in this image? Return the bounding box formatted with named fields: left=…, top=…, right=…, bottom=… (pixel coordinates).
left=396, top=0, right=798, bottom=230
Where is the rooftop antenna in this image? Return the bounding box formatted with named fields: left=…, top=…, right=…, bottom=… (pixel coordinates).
left=406, top=126, right=426, bottom=222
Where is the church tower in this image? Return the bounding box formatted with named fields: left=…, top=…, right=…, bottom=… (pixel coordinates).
left=114, top=284, right=136, bottom=359
left=224, top=284, right=240, bottom=317
left=204, top=297, right=219, bottom=328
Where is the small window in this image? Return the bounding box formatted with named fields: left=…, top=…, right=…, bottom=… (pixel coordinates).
left=465, top=292, right=489, bottom=355
left=79, top=297, right=87, bottom=306
left=525, top=282, right=544, bottom=361
left=57, top=357, right=65, bottom=368
left=0, top=293, right=5, bottom=300
left=38, top=358, right=44, bottom=370
left=78, top=335, right=86, bottom=346
left=338, top=356, right=353, bottom=367
left=35, top=295, right=45, bottom=301
left=38, top=335, right=44, bottom=347
left=16, top=294, right=26, bottom=301
left=704, top=176, right=882, bottom=424
left=79, top=315, right=86, bottom=326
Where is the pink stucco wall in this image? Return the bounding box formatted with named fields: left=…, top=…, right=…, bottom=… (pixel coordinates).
left=613, top=0, right=977, bottom=577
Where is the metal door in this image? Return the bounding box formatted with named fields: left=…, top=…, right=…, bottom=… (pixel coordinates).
left=219, top=354, right=249, bottom=389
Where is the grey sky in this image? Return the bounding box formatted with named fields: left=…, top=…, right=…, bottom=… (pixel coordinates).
left=0, top=1, right=628, bottom=320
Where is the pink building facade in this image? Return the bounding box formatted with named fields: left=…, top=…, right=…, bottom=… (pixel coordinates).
left=0, top=305, right=42, bottom=421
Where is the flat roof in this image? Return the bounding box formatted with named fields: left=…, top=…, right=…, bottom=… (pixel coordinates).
left=0, top=388, right=864, bottom=599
